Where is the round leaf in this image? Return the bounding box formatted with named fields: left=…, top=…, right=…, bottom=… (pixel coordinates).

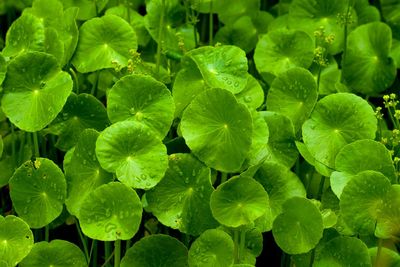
left=46, top=93, right=110, bottom=151
left=107, top=74, right=175, bottom=138
left=78, top=182, right=142, bottom=241
left=260, top=111, right=298, bottom=168
left=235, top=74, right=264, bottom=110
left=0, top=215, right=34, bottom=267
left=65, top=129, right=113, bottom=216
left=267, top=67, right=318, bottom=131
left=96, top=121, right=168, bottom=189
left=331, top=139, right=396, bottom=197
left=183, top=45, right=248, bottom=94
left=342, top=22, right=396, bottom=94
left=145, top=153, right=218, bottom=235
left=340, top=170, right=392, bottom=235
left=72, top=15, right=137, bottom=73
left=121, top=235, right=188, bottom=267
left=376, top=184, right=400, bottom=239
left=254, top=161, right=306, bottom=220
left=314, top=236, right=371, bottom=267
left=188, top=229, right=234, bottom=267
left=181, top=88, right=252, bottom=172
left=9, top=158, right=67, bottom=228
left=210, top=176, right=269, bottom=228
left=19, top=240, right=86, bottom=267
left=302, top=93, right=377, bottom=169
left=254, top=29, right=314, bottom=78
left=1, top=52, right=73, bottom=132
left=272, top=197, right=323, bottom=254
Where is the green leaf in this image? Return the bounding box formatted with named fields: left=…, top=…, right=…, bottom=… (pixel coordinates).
left=340, top=170, right=392, bottom=235
left=272, top=197, right=323, bottom=254
left=0, top=135, right=3, bottom=159
left=260, top=111, right=298, bottom=168
left=210, top=176, right=269, bottom=228
left=183, top=46, right=248, bottom=94
left=376, top=184, right=400, bottom=239
left=253, top=161, right=306, bottom=221
left=9, top=158, right=67, bottom=228
left=267, top=67, right=318, bottom=131
left=0, top=215, right=34, bottom=267
left=288, top=0, right=351, bottom=54
left=78, top=182, right=142, bottom=241
left=95, top=121, right=168, bottom=189
left=188, top=229, right=234, bottom=267
left=145, top=153, right=218, bottom=235
left=0, top=54, right=6, bottom=85
left=342, top=22, right=396, bottom=94
left=331, top=139, right=396, bottom=198
left=314, top=236, right=371, bottom=267
left=107, top=74, right=175, bottom=138
left=72, top=14, right=137, bottom=73
left=295, top=141, right=333, bottom=177
left=181, top=88, right=252, bottom=172
left=369, top=246, right=400, bottom=267
left=1, top=52, right=73, bottom=132
left=62, top=0, right=108, bottom=20
left=235, top=74, right=264, bottom=111
left=45, top=93, right=110, bottom=151
left=19, top=240, right=86, bottom=267
left=144, top=0, right=196, bottom=54
left=214, top=0, right=260, bottom=25
left=65, top=129, right=113, bottom=216
left=302, top=93, right=377, bottom=169
left=2, top=13, right=46, bottom=58
left=121, top=235, right=188, bottom=267
left=254, top=29, right=314, bottom=78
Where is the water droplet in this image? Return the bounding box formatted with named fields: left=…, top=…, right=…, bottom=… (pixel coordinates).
left=244, top=96, right=252, bottom=103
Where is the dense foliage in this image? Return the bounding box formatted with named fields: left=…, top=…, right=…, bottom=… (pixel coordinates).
left=0, top=0, right=400, bottom=266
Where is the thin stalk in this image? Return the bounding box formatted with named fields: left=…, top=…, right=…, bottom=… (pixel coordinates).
left=32, top=132, right=40, bottom=157
left=233, top=229, right=240, bottom=263
left=238, top=229, right=246, bottom=263
left=101, top=250, right=115, bottom=267
left=114, top=240, right=121, bottom=267
left=388, top=108, right=399, bottom=129
left=125, top=239, right=132, bottom=251
left=221, top=172, right=228, bottom=184
left=208, top=1, right=213, bottom=45
left=341, top=0, right=352, bottom=82
left=10, top=122, right=16, bottom=166
left=90, top=240, right=98, bottom=267
left=316, top=176, right=326, bottom=200
left=91, top=71, right=100, bottom=96
left=105, top=242, right=112, bottom=267
left=309, top=248, right=315, bottom=267
left=69, top=68, right=79, bottom=94
left=17, top=132, right=26, bottom=165
left=155, top=0, right=166, bottom=77
left=76, top=221, right=90, bottom=262
left=192, top=9, right=198, bottom=47
left=316, top=65, right=322, bottom=92
left=374, top=238, right=383, bottom=267
left=44, top=225, right=49, bottom=242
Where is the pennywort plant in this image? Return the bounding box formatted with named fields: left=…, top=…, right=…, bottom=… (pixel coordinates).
left=0, top=0, right=399, bottom=266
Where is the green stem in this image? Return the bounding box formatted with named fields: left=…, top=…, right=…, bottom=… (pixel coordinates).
left=316, top=65, right=322, bottom=93
left=341, top=0, right=351, bottom=81
left=388, top=107, right=399, bottom=129
left=44, top=225, right=49, bottom=242
left=374, top=238, right=383, bottom=267
left=32, top=132, right=40, bottom=157
left=91, top=71, right=99, bottom=96
left=105, top=242, right=112, bottom=267
left=309, top=248, right=315, bottom=267
left=238, top=228, right=246, bottom=263
left=192, top=9, right=198, bottom=47
left=69, top=68, right=79, bottom=94
left=17, top=132, right=26, bottom=165
left=10, top=122, right=16, bottom=166
left=76, top=221, right=90, bottom=262
left=90, top=240, right=97, bottom=267
left=233, top=229, right=240, bottom=263
left=209, top=1, right=213, bottom=45
left=155, top=0, right=165, bottom=78
left=125, top=239, right=132, bottom=251
left=221, top=172, right=228, bottom=184
left=114, top=240, right=121, bottom=267
left=316, top=176, right=326, bottom=200
left=101, top=250, right=115, bottom=267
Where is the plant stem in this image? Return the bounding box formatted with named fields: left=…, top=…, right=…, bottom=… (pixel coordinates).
left=91, top=240, right=98, bottom=267
left=105, top=242, right=112, bottom=267
left=32, top=132, right=40, bottom=157
left=10, top=122, right=16, bottom=166
left=44, top=225, right=49, bottom=242
left=233, top=229, right=240, bottom=263
left=101, top=250, right=115, bottom=267
left=76, top=221, right=90, bottom=262
left=316, top=176, right=326, bottom=200
left=374, top=238, right=383, bottom=267
left=155, top=0, right=165, bottom=78
left=341, top=0, right=351, bottom=82
left=238, top=228, right=246, bottom=263
left=125, top=239, right=132, bottom=251
left=309, top=248, right=315, bottom=267
left=114, top=240, right=121, bottom=267
left=221, top=172, right=228, bottom=184
left=91, top=71, right=99, bottom=96
left=69, top=68, right=79, bottom=94
left=208, top=1, right=213, bottom=45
